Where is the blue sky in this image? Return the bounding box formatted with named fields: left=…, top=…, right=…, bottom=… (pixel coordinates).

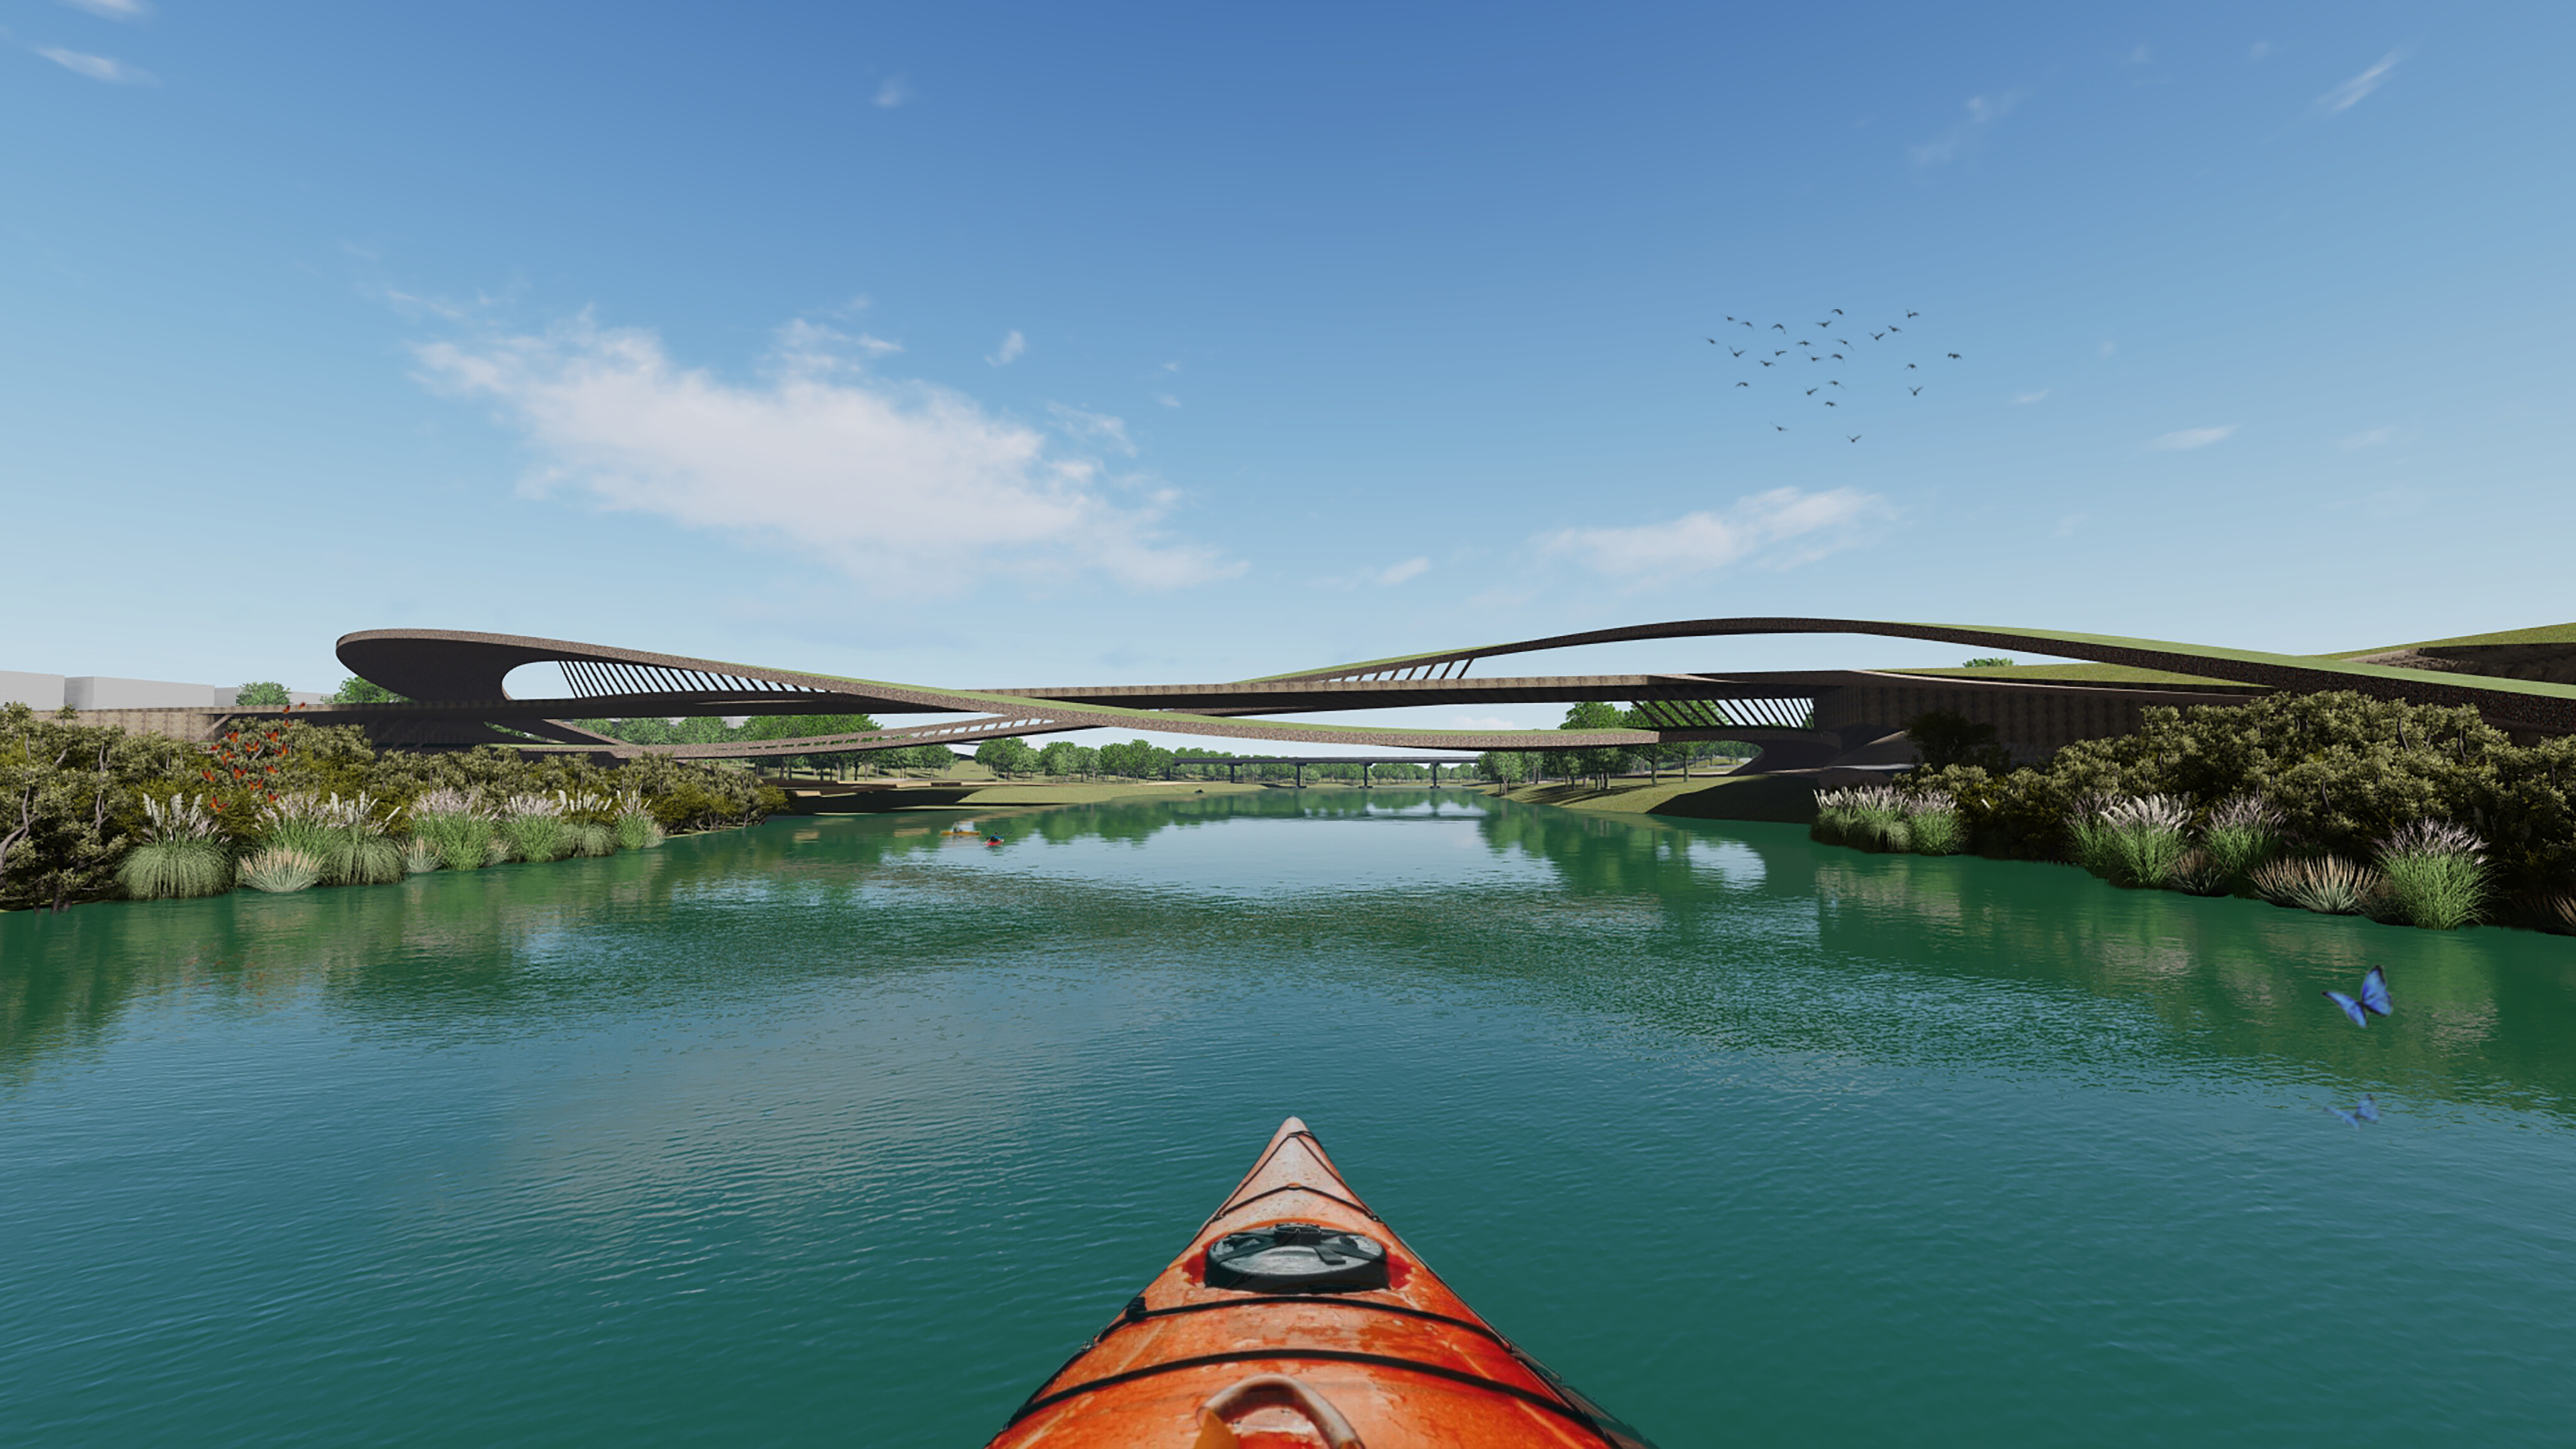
left=7, top=3, right=2570, bottom=743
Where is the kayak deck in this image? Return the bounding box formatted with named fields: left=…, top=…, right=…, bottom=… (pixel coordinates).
left=987, top=1118, right=1654, bottom=1448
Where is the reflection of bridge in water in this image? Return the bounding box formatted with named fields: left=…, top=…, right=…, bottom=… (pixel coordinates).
left=1169, top=756, right=1483, bottom=786
left=142, top=616, right=2576, bottom=771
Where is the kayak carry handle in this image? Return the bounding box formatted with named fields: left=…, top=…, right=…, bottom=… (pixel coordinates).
left=1192, top=1373, right=1365, bottom=1449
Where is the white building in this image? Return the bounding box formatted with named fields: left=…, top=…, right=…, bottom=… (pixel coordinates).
left=0, top=673, right=328, bottom=710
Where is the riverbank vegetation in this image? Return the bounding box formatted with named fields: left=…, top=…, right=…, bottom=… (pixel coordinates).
left=1, top=704, right=778, bottom=912
left=1816, top=694, right=2576, bottom=934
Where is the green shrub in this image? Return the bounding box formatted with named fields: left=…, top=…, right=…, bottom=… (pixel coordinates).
left=2373, top=820, right=2489, bottom=930
left=567, top=822, right=616, bottom=857
left=238, top=845, right=323, bottom=893
left=614, top=812, right=665, bottom=850
left=1907, top=711, right=2012, bottom=773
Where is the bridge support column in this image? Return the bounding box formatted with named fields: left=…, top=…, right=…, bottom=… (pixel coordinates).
left=1296, top=763, right=1306, bottom=787
left=1363, top=763, right=1373, bottom=788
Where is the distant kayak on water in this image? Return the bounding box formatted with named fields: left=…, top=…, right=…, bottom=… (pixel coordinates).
left=984, top=1117, right=1656, bottom=1448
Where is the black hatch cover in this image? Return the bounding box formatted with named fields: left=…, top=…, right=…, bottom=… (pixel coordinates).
left=1204, top=1221, right=1389, bottom=1292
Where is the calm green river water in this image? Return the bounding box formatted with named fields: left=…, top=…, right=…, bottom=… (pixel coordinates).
left=6, top=791, right=2575, bottom=1446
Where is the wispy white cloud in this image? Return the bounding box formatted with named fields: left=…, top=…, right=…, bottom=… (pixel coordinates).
left=1046, top=402, right=1135, bottom=457
left=38, top=46, right=153, bottom=82
left=2316, top=52, right=2400, bottom=114
left=2148, top=425, right=2237, bottom=450
left=2097, top=340, right=2117, bottom=358
left=985, top=329, right=1025, bottom=367
left=1909, top=91, right=2024, bottom=167
left=2248, top=41, right=2273, bottom=62
left=2013, top=389, right=2050, bottom=405
left=1160, top=360, right=1181, bottom=373
left=1536, top=487, right=1894, bottom=581
left=61, top=0, right=150, bottom=18
left=874, top=75, right=911, bottom=109
left=1152, top=392, right=1180, bottom=408
left=2125, top=44, right=2151, bottom=65
left=1318, top=556, right=1435, bottom=590
left=413, top=313, right=1230, bottom=592
left=770, top=318, right=899, bottom=372
left=2340, top=425, right=2410, bottom=449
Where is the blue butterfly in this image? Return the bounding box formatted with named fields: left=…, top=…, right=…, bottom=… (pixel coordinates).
left=2328, top=1095, right=2382, bottom=1129
left=2322, top=966, right=2391, bottom=1026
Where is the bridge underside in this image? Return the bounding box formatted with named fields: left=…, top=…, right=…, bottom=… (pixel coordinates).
left=99, top=618, right=2573, bottom=773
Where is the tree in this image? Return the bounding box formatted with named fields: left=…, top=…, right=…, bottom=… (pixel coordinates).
left=1907, top=710, right=2012, bottom=773
left=1560, top=701, right=1629, bottom=787
left=331, top=677, right=405, bottom=704
left=975, top=738, right=1038, bottom=778
left=1962, top=657, right=2015, bottom=669
left=235, top=682, right=290, bottom=706
left=1, top=704, right=190, bottom=911
left=1037, top=740, right=1081, bottom=777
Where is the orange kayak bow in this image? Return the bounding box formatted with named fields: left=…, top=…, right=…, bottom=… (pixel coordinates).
left=985, top=1117, right=1656, bottom=1448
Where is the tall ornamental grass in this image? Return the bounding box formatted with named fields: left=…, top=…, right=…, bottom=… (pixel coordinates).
left=2072, top=794, right=2193, bottom=887
left=238, top=845, right=323, bottom=893
left=557, top=790, right=619, bottom=857
left=2201, top=793, right=2282, bottom=892
left=2373, top=819, right=2489, bottom=930
left=409, top=787, right=496, bottom=872
left=2546, top=895, right=2576, bottom=936
left=1904, top=789, right=1964, bottom=856
left=496, top=792, right=569, bottom=863
left=1845, top=786, right=1913, bottom=852
left=613, top=789, right=665, bottom=850
left=2251, top=856, right=2382, bottom=916
left=258, top=791, right=404, bottom=886
left=117, top=793, right=233, bottom=900
left=257, top=792, right=340, bottom=863
left=2168, top=848, right=2233, bottom=897
left=401, top=836, right=441, bottom=874
left=1814, top=785, right=1960, bottom=855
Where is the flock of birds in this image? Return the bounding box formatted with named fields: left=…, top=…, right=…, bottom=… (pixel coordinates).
left=2322, top=965, right=2392, bottom=1129
left=1707, top=308, right=1960, bottom=440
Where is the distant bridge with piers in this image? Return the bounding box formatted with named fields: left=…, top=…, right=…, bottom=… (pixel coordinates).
left=70, top=618, right=2576, bottom=774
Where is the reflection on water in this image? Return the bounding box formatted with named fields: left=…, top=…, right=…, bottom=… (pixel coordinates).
left=9, top=789, right=2575, bottom=1115
left=6, top=790, right=2576, bottom=1448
